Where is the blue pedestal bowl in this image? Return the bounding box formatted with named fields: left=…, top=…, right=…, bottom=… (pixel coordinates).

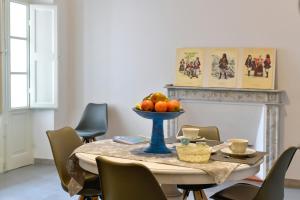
left=133, top=108, right=184, bottom=154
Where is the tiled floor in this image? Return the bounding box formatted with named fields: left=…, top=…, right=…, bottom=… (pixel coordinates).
left=0, top=164, right=300, bottom=200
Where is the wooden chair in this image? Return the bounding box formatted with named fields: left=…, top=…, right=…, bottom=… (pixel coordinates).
left=76, top=103, right=108, bottom=143
left=177, top=125, right=220, bottom=200
left=47, top=127, right=101, bottom=200
left=95, top=156, right=167, bottom=200
left=211, top=146, right=299, bottom=200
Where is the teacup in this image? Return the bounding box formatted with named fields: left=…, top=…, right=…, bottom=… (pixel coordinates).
left=178, top=136, right=190, bottom=145
left=227, top=139, right=248, bottom=154
left=182, top=128, right=199, bottom=140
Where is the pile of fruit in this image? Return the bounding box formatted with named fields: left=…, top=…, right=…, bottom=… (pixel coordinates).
left=135, top=92, right=181, bottom=112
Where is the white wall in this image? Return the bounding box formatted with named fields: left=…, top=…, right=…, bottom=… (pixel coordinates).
left=32, top=110, right=54, bottom=159
left=52, top=0, right=300, bottom=179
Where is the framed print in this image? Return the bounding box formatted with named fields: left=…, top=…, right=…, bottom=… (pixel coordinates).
left=241, top=48, right=276, bottom=89
left=207, top=48, right=239, bottom=88
left=175, top=48, right=205, bottom=87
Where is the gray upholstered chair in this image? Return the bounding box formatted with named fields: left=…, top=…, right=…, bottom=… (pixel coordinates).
left=96, top=156, right=167, bottom=200
left=76, top=103, right=108, bottom=143
left=46, top=127, right=101, bottom=200
left=211, top=146, right=299, bottom=200
left=177, top=125, right=220, bottom=200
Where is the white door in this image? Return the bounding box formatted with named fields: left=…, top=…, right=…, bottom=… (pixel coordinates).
left=5, top=111, right=33, bottom=170
left=1, top=1, right=57, bottom=171
left=4, top=0, right=33, bottom=171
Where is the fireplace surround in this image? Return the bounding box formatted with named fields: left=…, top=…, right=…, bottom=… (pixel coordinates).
left=166, top=85, right=284, bottom=176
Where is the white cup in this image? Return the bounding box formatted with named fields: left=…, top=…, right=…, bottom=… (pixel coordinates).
left=182, top=128, right=199, bottom=140
left=227, top=138, right=248, bottom=154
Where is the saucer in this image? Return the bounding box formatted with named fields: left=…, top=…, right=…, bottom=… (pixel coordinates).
left=220, top=147, right=256, bottom=157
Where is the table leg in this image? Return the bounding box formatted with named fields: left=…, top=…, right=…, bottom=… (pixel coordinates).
left=193, top=190, right=208, bottom=200
left=161, top=184, right=182, bottom=199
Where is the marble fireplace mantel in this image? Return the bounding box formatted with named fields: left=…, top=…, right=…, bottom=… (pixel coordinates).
left=166, top=84, right=284, bottom=175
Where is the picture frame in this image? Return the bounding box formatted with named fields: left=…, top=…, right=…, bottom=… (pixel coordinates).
left=175, top=48, right=205, bottom=87
left=206, top=48, right=239, bottom=88
left=241, top=48, right=276, bottom=89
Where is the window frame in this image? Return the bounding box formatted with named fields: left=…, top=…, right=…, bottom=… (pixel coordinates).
left=4, top=0, right=58, bottom=111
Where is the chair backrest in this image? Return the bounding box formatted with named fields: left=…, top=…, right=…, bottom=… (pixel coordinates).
left=76, top=103, right=108, bottom=133
left=177, top=125, right=220, bottom=141
left=254, top=146, right=298, bottom=200
left=96, top=156, right=167, bottom=200
left=46, top=127, right=83, bottom=189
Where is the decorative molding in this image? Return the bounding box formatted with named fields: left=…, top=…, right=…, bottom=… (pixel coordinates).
left=166, top=85, right=284, bottom=177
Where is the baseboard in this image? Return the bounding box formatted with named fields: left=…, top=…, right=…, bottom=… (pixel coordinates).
left=285, top=179, right=300, bottom=188
left=34, top=158, right=54, bottom=165
left=245, top=176, right=300, bottom=189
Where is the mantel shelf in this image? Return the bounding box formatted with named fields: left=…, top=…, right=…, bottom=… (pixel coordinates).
left=165, top=84, right=284, bottom=105
left=165, top=84, right=283, bottom=93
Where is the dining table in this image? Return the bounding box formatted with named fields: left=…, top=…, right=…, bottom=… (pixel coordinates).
left=71, top=139, right=264, bottom=200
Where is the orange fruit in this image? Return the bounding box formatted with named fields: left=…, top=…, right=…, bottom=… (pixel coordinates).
left=141, top=100, right=154, bottom=111
left=155, top=101, right=168, bottom=112
left=150, top=92, right=168, bottom=104
left=167, top=100, right=181, bottom=112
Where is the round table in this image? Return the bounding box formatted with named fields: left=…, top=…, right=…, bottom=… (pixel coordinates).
left=76, top=153, right=262, bottom=200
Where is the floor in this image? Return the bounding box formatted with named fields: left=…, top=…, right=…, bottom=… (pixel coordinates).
left=0, top=164, right=300, bottom=200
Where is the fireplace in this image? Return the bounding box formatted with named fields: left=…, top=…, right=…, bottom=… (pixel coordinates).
left=166, top=85, right=283, bottom=177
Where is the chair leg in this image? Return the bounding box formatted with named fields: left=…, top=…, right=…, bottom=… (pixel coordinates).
left=182, top=189, right=190, bottom=200
left=82, top=137, right=96, bottom=143
left=193, top=190, right=208, bottom=200
left=79, top=196, right=98, bottom=200
left=78, top=196, right=85, bottom=200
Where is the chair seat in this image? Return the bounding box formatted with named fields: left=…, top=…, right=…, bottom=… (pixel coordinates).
left=61, top=171, right=101, bottom=197
left=76, top=129, right=106, bottom=138
left=79, top=176, right=101, bottom=197
left=210, top=183, right=260, bottom=200
left=177, top=183, right=217, bottom=190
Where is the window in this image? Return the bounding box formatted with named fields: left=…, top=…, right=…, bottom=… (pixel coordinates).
left=6, top=1, right=57, bottom=109
left=9, top=1, right=28, bottom=108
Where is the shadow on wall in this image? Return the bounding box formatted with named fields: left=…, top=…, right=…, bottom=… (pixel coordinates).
left=105, top=105, right=131, bottom=138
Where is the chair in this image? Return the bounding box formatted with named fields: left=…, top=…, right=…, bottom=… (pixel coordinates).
left=76, top=103, right=108, bottom=143
left=46, top=127, right=101, bottom=200
left=176, top=125, right=221, bottom=141
left=210, top=146, right=299, bottom=200
left=177, top=125, right=220, bottom=200
left=95, top=156, right=167, bottom=200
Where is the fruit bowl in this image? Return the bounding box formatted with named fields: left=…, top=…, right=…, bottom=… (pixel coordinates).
left=133, top=108, right=184, bottom=154
left=133, top=108, right=184, bottom=120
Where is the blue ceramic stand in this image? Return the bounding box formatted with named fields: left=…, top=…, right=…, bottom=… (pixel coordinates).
left=133, top=108, right=184, bottom=154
